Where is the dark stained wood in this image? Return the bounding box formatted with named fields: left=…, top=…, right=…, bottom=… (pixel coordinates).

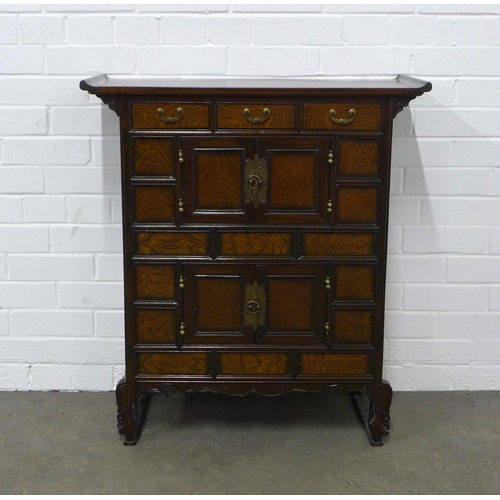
left=135, top=186, right=174, bottom=223
left=219, top=352, right=289, bottom=376
left=337, top=187, right=377, bottom=224
left=137, top=310, right=176, bottom=343
left=303, top=103, right=381, bottom=131
left=81, top=74, right=431, bottom=446
left=137, top=232, right=209, bottom=256
left=217, top=103, right=295, bottom=129
left=299, top=353, right=369, bottom=375
left=139, top=352, right=209, bottom=375
left=334, top=310, right=373, bottom=344
left=302, top=232, right=374, bottom=256
left=133, top=103, right=209, bottom=129
left=136, top=265, right=175, bottom=300
left=336, top=266, right=374, bottom=301
left=338, top=139, right=379, bottom=177
left=220, top=232, right=292, bottom=256
left=133, top=138, right=173, bottom=176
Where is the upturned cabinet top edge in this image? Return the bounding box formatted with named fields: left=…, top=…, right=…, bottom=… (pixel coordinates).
left=80, top=74, right=432, bottom=97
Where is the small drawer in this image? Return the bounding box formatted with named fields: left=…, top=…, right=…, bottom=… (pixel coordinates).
left=137, top=231, right=209, bottom=256
left=135, top=186, right=175, bottom=224
left=302, top=233, right=375, bottom=257
left=335, top=265, right=374, bottom=302
left=303, top=103, right=381, bottom=131
left=219, top=352, right=290, bottom=376
left=137, top=310, right=176, bottom=344
left=139, top=352, right=209, bottom=375
left=299, top=353, right=370, bottom=376
left=333, top=310, right=373, bottom=344
left=132, top=103, right=209, bottom=130
left=219, top=232, right=292, bottom=257
left=217, top=103, right=295, bottom=129
left=136, top=264, right=175, bottom=301
left=133, top=138, right=174, bottom=176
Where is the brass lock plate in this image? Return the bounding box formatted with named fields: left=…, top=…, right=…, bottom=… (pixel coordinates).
left=244, top=280, right=266, bottom=332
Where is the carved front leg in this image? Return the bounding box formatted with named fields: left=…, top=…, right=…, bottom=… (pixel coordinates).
left=116, top=378, right=149, bottom=446
left=367, top=379, right=393, bottom=446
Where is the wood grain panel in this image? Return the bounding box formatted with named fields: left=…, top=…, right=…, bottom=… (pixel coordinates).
left=334, top=310, right=373, bottom=344
left=299, top=353, right=369, bottom=375
left=303, top=233, right=374, bottom=256
left=337, top=188, right=377, bottom=224
left=219, top=352, right=289, bottom=375
left=132, top=103, right=209, bottom=129
left=136, top=265, right=175, bottom=300
left=217, top=103, right=295, bottom=129
left=134, top=139, right=173, bottom=176
left=268, top=278, right=313, bottom=331
left=196, top=151, right=242, bottom=209
left=137, top=310, right=176, bottom=343
left=135, top=186, right=174, bottom=223
left=137, top=232, right=208, bottom=255
left=303, top=103, right=381, bottom=131
left=197, top=277, right=242, bottom=331
left=336, top=266, right=374, bottom=301
left=139, top=352, right=208, bottom=375
left=338, top=140, right=379, bottom=176
left=220, top=232, right=291, bottom=256
left=269, top=152, right=316, bottom=209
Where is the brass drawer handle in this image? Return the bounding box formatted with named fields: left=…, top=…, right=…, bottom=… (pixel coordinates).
left=157, top=106, right=183, bottom=124
left=243, top=107, right=270, bottom=124
left=330, top=108, right=356, bottom=125
left=245, top=300, right=261, bottom=315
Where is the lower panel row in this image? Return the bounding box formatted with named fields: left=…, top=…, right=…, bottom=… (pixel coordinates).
left=138, top=351, right=371, bottom=378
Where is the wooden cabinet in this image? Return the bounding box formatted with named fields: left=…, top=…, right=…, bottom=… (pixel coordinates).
left=80, top=74, right=431, bottom=446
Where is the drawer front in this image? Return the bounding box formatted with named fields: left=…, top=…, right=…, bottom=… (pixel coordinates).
left=139, top=352, right=209, bottom=375
left=303, top=103, right=381, bottom=131
left=217, top=103, right=295, bottom=129
left=134, top=186, right=175, bottom=224
left=299, top=353, right=370, bottom=376
left=137, top=232, right=209, bottom=256
left=136, top=264, right=176, bottom=301
left=137, top=310, right=176, bottom=344
left=335, top=265, right=375, bottom=302
left=302, top=232, right=375, bottom=257
left=133, top=138, right=174, bottom=176
left=219, top=352, right=290, bottom=376
left=219, top=232, right=292, bottom=257
left=333, top=310, right=373, bottom=345
left=133, top=103, right=209, bottom=129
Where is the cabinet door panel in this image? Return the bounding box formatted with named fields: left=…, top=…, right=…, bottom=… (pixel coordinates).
left=256, top=265, right=328, bottom=345
left=182, top=138, right=254, bottom=223
left=257, top=138, right=330, bottom=224
left=183, top=265, right=254, bottom=344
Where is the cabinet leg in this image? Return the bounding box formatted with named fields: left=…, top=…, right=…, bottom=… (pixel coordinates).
left=116, top=377, right=150, bottom=446
left=353, top=379, right=393, bottom=446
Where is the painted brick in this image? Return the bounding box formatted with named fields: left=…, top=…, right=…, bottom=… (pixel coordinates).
left=207, top=16, right=252, bottom=45
left=111, top=196, right=122, bottom=223
left=0, top=15, right=17, bottom=44
left=0, top=365, right=29, bottom=390
left=385, top=312, right=438, bottom=338
left=233, top=5, right=321, bottom=13
left=459, top=48, right=500, bottom=76
left=45, top=167, right=121, bottom=194
left=386, top=255, right=446, bottom=283
left=389, top=340, right=473, bottom=365
left=456, top=79, right=500, bottom=106
left=0, top=5, right=42, bottom=12
left=298, top=16, right=343, bottom=46
left=386, top=284, right=403, bottom=310
left=95, top=254, right=124, bottom=281
left=387, top=226, right=403, bottom=254
left=253, top=17, right=298, bottom=45
left=138, top=4, right=229, bottom=12
left=382, top=365, right=411, bottom=391
left=24, top=196, right=66, bottom=223
left=488, top=286, right=500, bottom=310
left=390, top=168, right=403, bottom=195
left=436, top=18, right=482, bottom=46
left=439, top=313, right=500, bottom=339
left=67, top=196, right=111, bottom=223
left=344, top=16, right=388, bottom=45
left=452, top=366, right=498, bottom=390
left=417, top=5, right=500, bottom=13
left=392, top=139, right=452, bottom=167
left=90, top=137, right=121, bottom=167
left=453, top=140, right=500, bottom=166
left=50, top=224, right=122, bottom=253
left=20, top=15, right=64, bottom=44
left=0, top=226, right=49, bottom=252
left=489, top=229, right=500, bottom=254
left=419, top=198, right=465, bottom=225
left=115, top=16, right=160, bottom=45
left=0, top=168, right=44, bottom=194
left=409, top=365, right=454, bottom=391
left=8, top=255, right=94, bottom=281
left=57, top=282, right=124, bottom=309
left=72, top=365, right=113, bottom=391
left=0, top=338, right=50, bottom=362
left=94, top=310, right=124, bottom=338
left=447, top=257, right=500, bottom=283
left=10, top=310, right=93, bottom=337
left=29, top=364, right=73, bottom=390
left=413, top=48, right=460, bottom=75
left=47, top=338, right=124, bottom=364
left=324, top=5, right=415, bottom=13
left=67, top=15, right=113, bottom=44
left=161, top=16, right=207, bottom=45
left=0, top=46, right=44, bottom=74
left=404, top=284, right=488, bottom=311
left=390, top=15, right=436, bottom=45
left=0, top=310, right=8, bottom=336
left=0, top=282, right=56, bottom=309
left=231, top=46, right=319, bottom=76
left=0, top=197, right=23, bottom=222
left=388, top=198, right=419, bottom=225
left=481, top=18, right=500, bottom=45
left=51, top=107, right=117, bottom=136
left=3, top=139, right=54, bottom=165
left=46, top=4, right=134, bottom=12
left=473, top=340, right=500, bottom=363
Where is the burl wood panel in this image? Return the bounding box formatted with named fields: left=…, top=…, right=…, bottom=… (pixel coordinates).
left=299, top=353, right=369, bottom=375
left=268, top=278, right=313, bottom=331
left=139, top=352, right=208, bottom=375
left=137, top=232, right=208, bottom=256
left=197, top=277, right=242, bottom=331
left=134, top=139, right=173, bottom=176
left=337, top=188, right=377, bottom=224
left=303, top=103, right=381, bottom=131
left=338, top=140, right=379, bottom=176
left=336, top=266, right=374, bottom=301
left=269, top=152, right=316, bottom=209
left=334, top=310, right=373, bottom=344
left=302, top=233, right=374, bottom=256
left=219, top=352, right=289, bottom=375
left=217, top=103, right=295, bottom=129
left=136, top=265, right=175, bottom=300
left=196, top=151, right=243, bottom=209
left=220, top=232, right=292, bottom=256
left=137, top=310, right=176, bottom=343
left=133, top=103, right=209, bottom=129
left=135, top=186, right=174, bottom=223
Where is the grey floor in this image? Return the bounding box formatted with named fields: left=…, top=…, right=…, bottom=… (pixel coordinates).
left=0, top=390, right=499, bottom=494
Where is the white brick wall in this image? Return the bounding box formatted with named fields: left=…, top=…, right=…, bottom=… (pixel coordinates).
left=0, top=4, right=499, bottom=391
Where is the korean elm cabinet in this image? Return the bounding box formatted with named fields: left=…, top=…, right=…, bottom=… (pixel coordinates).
left=80, top=75, right=431, bottom=446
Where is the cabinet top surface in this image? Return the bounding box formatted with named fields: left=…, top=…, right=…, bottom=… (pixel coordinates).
left=80, top=74, right=431, bottom=97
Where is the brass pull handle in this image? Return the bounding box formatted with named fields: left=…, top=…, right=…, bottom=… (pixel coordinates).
left=157, top=106, right=183, bottom=124
left=327, top=200, right=333, bottom=213
left=243, top=107, right=270, bottom=124
left=247, top=174, right=262, bottom=191
left=178, top=149, right=184, bottom=163
left=179, top=276, right=185, bottom=289
left=246, top=300, right=261, bottom=315
left=179, top=322, right=186, bottom=336
left=328, top=150, right=334, bottom=164
left=329, top=108, right=356, bottom=125
left=178, top=199, right=185, bottom=213
left=325, top=277, right=331, bottom=290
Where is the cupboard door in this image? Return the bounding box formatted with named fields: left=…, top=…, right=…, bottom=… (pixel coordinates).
left=181, top=138, right=255, bottom=223
left=256, top=137, right=330, bottom=224
left=183, top=265, right=254, bottom=344
left=256, top=265, right=328, bottom=345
